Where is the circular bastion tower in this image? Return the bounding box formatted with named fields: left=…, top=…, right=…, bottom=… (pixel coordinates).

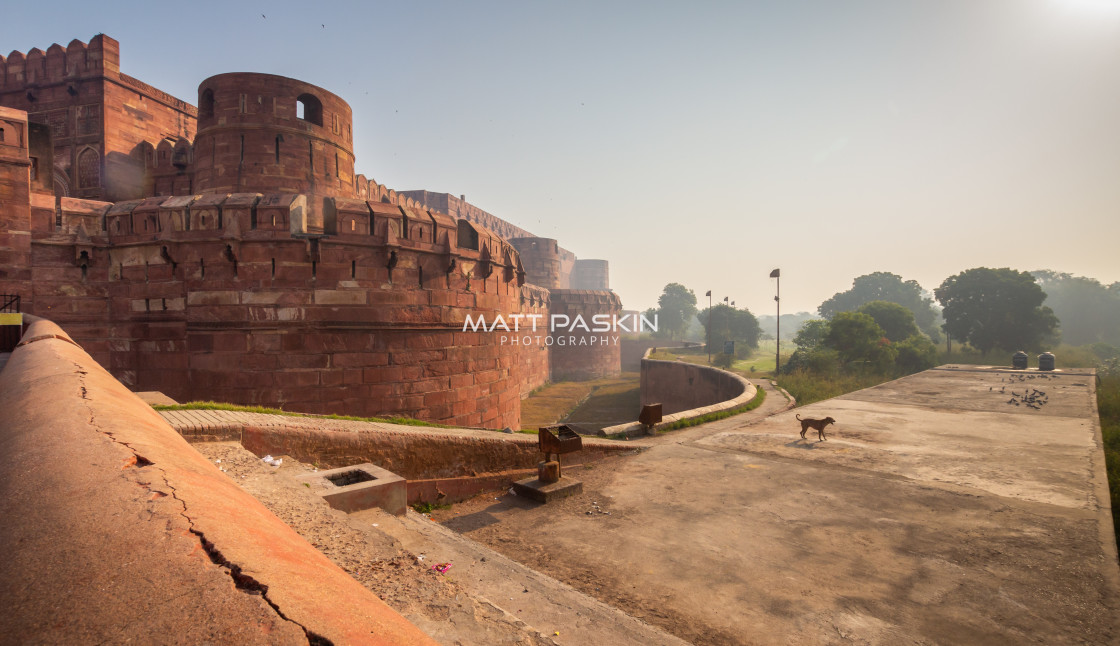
left=192, top=73, right=355, bottom=206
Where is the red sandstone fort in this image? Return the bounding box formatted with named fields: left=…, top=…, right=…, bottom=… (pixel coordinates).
left=0, top=35, right=622, bottom=429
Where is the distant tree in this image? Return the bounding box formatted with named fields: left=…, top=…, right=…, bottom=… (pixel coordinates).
left=641, top=307, right=660, bottom=337
left=819, top=272, right=940, bottom=340
left=894, top=335, right=939, bottom=374
left=825, top=312, right=897, bottom=370
left=857, top=301, right=920, bottom=343
left=699, top=304, right=762, bottom=352
left=793, top=319, right=830, bottom=350
left=651, top=283, right=697, bottom=340
left=935, top=268, right=1059, bottom=353
left=757, top=311, right=818, bottom=339
left=1032, top=270, right=1120, bottom=346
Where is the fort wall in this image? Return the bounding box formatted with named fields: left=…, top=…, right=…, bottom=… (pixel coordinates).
left=0, top=107, right=33, bottom=292
left=549, top=289, right=623, bottom=381
left=0, top=36, right=196, bottom=202
left=510, top=236, right=566, bottom=289
left=401, top=190, right=534, bottom=241
left=20, top=186, right=552, bottom=429
left=572, top=258, right=609, bottom=290
left=1, top=38, right=624, bottom=430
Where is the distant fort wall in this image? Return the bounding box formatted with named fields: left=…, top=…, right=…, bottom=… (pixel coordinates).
left=400, top=190, right=533, bottom=241
left=549, top=289, right=624, bottom=381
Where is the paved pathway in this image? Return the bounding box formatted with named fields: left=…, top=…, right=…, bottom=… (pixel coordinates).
left=628, top=379, right=794, bottom=447
left=157, top=408, right=632, bottom=449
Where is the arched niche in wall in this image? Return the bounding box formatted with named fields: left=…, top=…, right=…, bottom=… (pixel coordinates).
left=53, top=168, right=70, bottom=198
left=296, top=93, right=323, bottom=127
left=199, top=88, right=215, bottom=119
left=77, top=146, right=100, bottom=189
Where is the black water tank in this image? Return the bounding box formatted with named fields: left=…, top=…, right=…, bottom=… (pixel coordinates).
left=1038, top=352, right=1055, bottom=371
left=1012, top=351, right=1029, bottom=369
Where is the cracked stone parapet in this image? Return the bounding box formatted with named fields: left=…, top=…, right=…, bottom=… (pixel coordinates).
left=0, top=315, right=437, bottom=645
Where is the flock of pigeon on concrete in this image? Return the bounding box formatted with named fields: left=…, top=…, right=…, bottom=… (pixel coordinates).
left=991, top=372, right=1057, bottom=410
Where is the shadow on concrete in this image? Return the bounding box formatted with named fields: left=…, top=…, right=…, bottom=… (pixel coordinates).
left=785, top=439, right=828, bottom=449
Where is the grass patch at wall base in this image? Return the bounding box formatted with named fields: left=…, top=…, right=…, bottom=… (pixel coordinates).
left=152, top=401, right=449, bottom=428
left=657, top=387, right=766, bottom=433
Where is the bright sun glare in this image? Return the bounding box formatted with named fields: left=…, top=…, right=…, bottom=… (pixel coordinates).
left=1057, top=0, right=1120, bottom=13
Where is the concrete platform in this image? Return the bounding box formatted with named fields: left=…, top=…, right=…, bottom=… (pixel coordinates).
left=447, top=367, right=1120, bottom=644
left=134, top=390, right=179, bottom=406
left=295, top=463, right=407, bottom=515
left=512, top=476, right=584, bottom=503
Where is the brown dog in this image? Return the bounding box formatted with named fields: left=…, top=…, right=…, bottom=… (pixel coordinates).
left=796, top=414, right=836, bottom=441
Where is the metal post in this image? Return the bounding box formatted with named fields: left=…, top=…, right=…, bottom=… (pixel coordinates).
left=706, top=290, right=712, bottom=364
left=770, top=269, right=781, bottom=374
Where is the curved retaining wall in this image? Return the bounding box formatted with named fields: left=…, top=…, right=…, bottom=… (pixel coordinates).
left=641, top=358, right=749, bottom=414
left=602, top=351, right=757, bottom=436
left=0, top=316, right=435, bottom=645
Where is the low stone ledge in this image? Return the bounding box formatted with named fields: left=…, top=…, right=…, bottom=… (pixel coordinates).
left=601, top=349, right=757, bottom=438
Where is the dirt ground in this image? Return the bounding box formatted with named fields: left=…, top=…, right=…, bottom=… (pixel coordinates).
left=430, top=457, right=718, bottom=640
left=428, top=373, right=1120, bottom=645
left=192, top=442, right=561, bottom=646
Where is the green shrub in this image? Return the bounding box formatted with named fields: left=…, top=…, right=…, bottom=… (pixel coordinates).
left=895, top=334, right=939, bottom=374
left=783, top=347, right=842, bottom=376
left=776, top=369, right=892, bottom=407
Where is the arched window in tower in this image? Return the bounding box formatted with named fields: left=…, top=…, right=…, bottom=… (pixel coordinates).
left=199, top=88, right=215, bottom=119
left=296, top=94, right=323, bottom=126
left=77, top=147, right=100, bottom=189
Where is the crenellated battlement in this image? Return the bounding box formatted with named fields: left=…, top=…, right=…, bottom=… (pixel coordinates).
left=1, top=35, right=120, bottom=91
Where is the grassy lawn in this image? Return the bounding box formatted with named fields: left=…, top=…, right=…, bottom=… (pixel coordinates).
left=564, top=377, right=642, bottom=432
left=519, top=372, right=640, bottom=432
left=648, top=340, right=796, bottom=379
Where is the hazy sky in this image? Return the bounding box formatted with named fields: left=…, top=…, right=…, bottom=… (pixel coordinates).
left=3, top=0, right=1118, bottom=315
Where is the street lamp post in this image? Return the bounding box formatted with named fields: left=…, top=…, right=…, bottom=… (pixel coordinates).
left=722, top=296, right=730, bottom=356
left=770, top=268, right=781, bottom=374
left=705, top=290, right=712, bottom=364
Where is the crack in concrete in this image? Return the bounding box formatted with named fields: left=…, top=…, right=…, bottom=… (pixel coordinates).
left=71, top=362, right=333, bottom=646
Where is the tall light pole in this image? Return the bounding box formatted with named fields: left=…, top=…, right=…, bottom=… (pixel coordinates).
left=723, top=296, right=730, bottom=355
left=705, top=290, right=712, bottom=364
left=770, top=268, right=781, bottom=374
